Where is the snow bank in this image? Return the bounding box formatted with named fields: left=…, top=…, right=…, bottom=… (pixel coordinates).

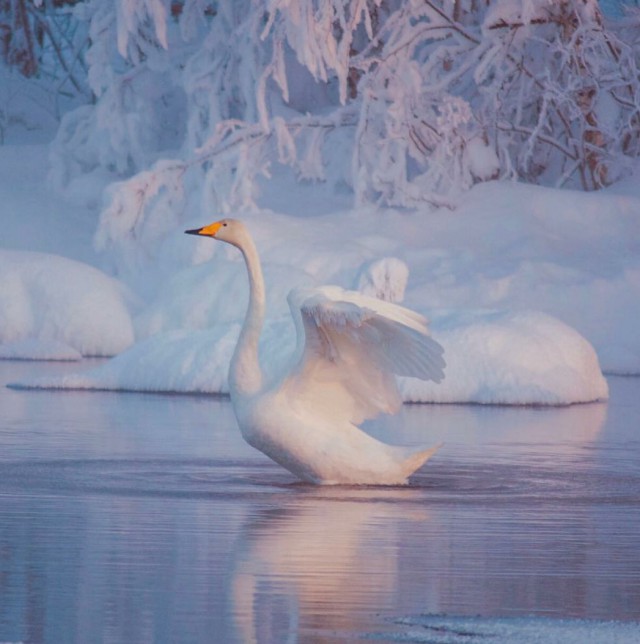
left=18, top=327, right=238, bottom=394
left=402, top=310, right=608, bottom=405
left=1, top=141, right=632, bottom=401
left=386, top=614, right=640, bottom=643
left=395, top=180, right=640, bottom=376
left=104, top=178, right=640, bottom=378
left=14, top=309, right=607, bottom=405
left=0, top=338, right=81, bottom=361
left=0, top=250, right=134, bottom=357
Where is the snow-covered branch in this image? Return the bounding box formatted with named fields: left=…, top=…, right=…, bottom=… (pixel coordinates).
left=41, top=0, right=640, bottom=272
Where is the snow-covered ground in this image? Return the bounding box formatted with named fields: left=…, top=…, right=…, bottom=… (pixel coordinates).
left=3, top=143, right=640, bottom=404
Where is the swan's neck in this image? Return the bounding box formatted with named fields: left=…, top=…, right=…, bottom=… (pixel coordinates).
left=230, top=234, right=265, bottom=397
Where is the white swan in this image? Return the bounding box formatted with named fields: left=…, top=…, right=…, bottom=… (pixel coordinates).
left=185, top=219, right=445, bottom=485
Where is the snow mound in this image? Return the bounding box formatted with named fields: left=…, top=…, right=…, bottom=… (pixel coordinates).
left=386, top=614, right=640, bottom=643
left=0, top=338, right=81, bottom=361
left=13, top=327, right=238, bottom=394
left=0, top=250, right=135, bottom=357
left=13, top=309, right=607, bottom=406
left=465, top=137, right=500, bottom=181
left=401, top=310, right=608, bottom=405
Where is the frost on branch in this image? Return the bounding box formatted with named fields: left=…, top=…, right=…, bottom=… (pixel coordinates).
left=480, top=0, right=640, bottom=189
left=48, top=1, right=640, bottom=271
left=94, top=160, right=186, bottom=277
left=0, top=0, right=92, bottom=141
left=50, top=0, right=186, bottom=197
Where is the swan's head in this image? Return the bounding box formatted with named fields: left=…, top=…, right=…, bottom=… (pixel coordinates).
left=185, top=218, right=246, bottom=247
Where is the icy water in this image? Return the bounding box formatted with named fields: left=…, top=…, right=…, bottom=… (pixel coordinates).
left=0, top=361, right=639, bottom=643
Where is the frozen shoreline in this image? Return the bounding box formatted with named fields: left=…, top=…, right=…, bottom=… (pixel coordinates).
left=1, top=144, right=638, bottom=403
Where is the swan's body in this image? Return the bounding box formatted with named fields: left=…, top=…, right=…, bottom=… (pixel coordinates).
left=186, top=219, right=445, bottom=485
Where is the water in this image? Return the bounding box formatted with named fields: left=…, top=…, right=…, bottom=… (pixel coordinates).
left=0, top=360, right=639, bottom=643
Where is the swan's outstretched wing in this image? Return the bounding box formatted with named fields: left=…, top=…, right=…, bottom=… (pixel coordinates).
left=282, top=286, right=445, bottom=425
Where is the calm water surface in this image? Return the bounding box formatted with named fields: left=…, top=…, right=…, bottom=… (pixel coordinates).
left=0, top=360, right=639, bottom=643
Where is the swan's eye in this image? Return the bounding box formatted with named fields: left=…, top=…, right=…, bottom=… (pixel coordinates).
left=223, top=223, right=228, bottom=227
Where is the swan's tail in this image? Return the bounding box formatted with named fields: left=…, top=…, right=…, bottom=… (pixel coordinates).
left=397, top=442, right=443, bottom=480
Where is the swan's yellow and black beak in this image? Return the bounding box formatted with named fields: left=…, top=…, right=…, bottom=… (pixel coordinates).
left=185, top=221, right=223, bottom=237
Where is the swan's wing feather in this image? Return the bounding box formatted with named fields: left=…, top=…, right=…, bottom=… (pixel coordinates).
left=283, top=286, right=445, bottom=425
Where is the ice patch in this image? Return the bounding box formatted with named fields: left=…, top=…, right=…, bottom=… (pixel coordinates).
left=381, top=614, right=640, bottom=643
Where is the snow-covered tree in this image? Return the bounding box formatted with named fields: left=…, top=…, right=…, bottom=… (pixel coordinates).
left=0, top=0, right=91, bottom=141
left=45, top=0, right=640, bottom=272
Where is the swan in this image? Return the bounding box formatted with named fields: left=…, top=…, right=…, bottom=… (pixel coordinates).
left=185, top=219, right=446, bottom=485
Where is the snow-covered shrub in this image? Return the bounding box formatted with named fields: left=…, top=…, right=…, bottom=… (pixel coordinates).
left=47, top=1, right=640, bottom=273
left=479, top=0, right=640, bottom=189
left=49, top=0, right=188, bottom=191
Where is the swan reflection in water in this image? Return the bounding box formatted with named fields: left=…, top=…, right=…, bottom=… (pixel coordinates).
left=229, top=486, right=429, bottom=643
left=227, top=400, right=609, bottom=643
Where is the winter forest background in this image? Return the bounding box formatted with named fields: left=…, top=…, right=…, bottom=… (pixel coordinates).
left=1, top=0, right=640, bottom=402
left=5, top=1, right=640, bottom=212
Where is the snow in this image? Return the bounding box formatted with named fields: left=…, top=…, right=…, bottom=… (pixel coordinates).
left=18, top=327, right=239, bottom=394
left=386, top=614, right=640, bottom=643
left=18, top=309, right=607, bottom=405
left=465, top=138, right=500, bottom=182
left=0, top=338, right=81, bottom=362
left=402, top=310, right=607, bottom=405
left=0, top=144, right=98, bottom=265
left=3, top=143, right=639, bottom=405
left=0, top=250, right=134, bottom=357
left=1, top=5, right=638, bottom=637
left=482, top=1, right=557, bottom=32
left=357, top=257, right=409, bottom=304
